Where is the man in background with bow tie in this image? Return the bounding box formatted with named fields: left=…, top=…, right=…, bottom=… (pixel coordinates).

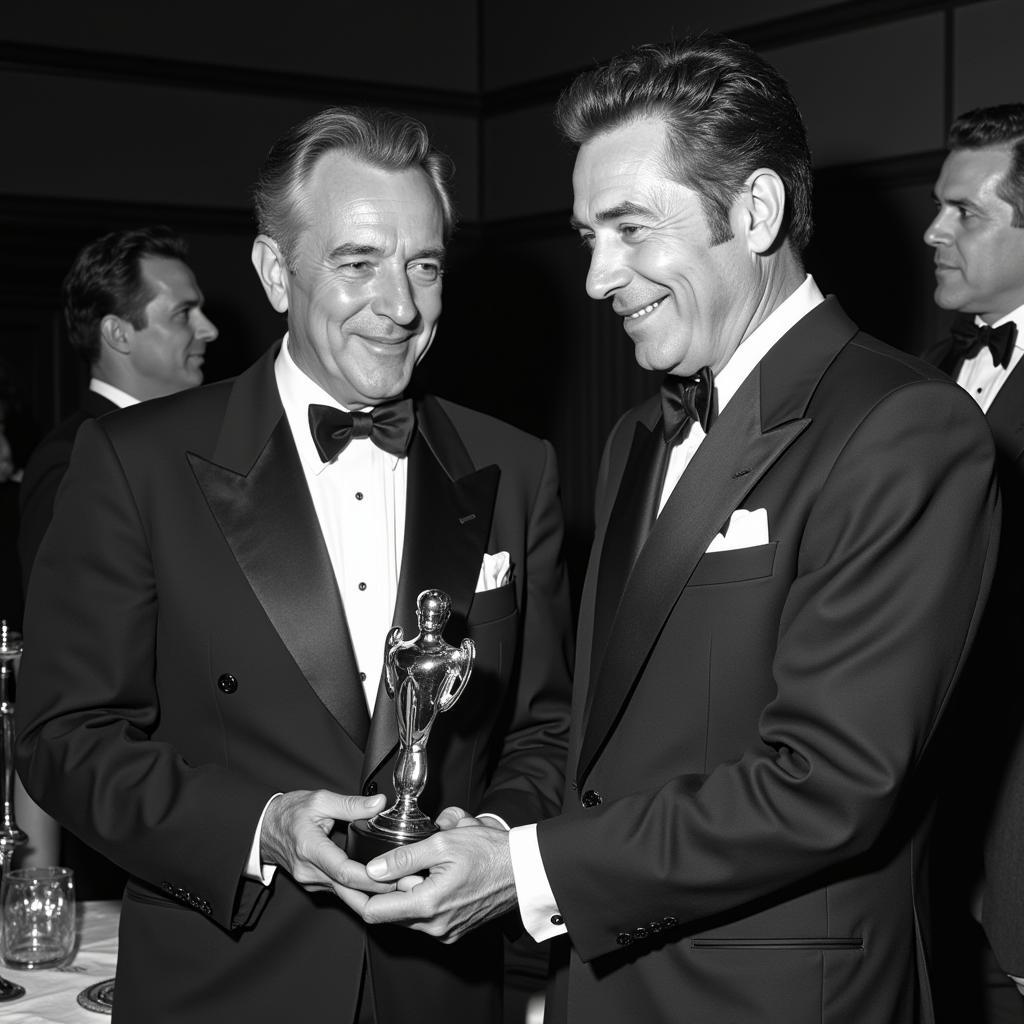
left=923, top=103, right=1024, bottom=1023
left=350, top=36, right=999, bottom=1024
left=15, top=106, right=573, bottom=1024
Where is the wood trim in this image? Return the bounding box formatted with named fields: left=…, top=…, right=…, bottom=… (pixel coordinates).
left=482, top=0, right=987, bottom=115
left=2, top=0, right=987, bottom=119
left=0, top=40, right=479, bottom=113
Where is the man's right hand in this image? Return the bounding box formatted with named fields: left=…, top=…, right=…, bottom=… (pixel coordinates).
left=260, top=789, right=394, bottom=898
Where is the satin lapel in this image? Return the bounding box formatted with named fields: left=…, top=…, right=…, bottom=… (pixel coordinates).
left=586, top=421, right=664, bottom=716
left=577, top=373, right=808, bottom=779
left=187, top=347, right=368, bottom=749
left=985, top=362, right=1024, bottom=465
left=361, top=396, right=499, bottom=781
left=575, top=298, right=856, bottom=782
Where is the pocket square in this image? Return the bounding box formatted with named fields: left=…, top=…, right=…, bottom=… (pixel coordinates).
left=705, top=508, right=769, bottom=553
left=476, top=551, right=511, bottom=592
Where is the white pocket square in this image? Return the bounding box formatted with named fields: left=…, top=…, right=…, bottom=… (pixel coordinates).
left=705, top=508, right=769, bottom=553
left=476, top=551, right=512, bottom=592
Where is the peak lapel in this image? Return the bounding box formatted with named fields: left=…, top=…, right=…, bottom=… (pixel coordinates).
left=361, top=397, right=500, bottom=781
left=188, top=347, right=369, bottom=749
left=577, top=298, right=855, bottom=782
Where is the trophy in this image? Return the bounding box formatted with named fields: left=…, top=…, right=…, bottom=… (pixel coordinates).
left=348, top=590, right=475, bottom=863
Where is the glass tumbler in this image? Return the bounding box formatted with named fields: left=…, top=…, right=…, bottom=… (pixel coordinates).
left=1, top=867, right=76, bottom=969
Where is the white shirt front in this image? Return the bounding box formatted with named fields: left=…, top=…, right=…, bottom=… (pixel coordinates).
left=246, top=335, right=409, bottom=883
left=509, top=275, right=826, bottom=942
left=955, top=303, right=1024, bottom=412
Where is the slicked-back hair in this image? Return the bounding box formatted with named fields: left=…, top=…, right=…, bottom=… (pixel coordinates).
left=555, top=34, right=814, bottom=254
left=253, top=106, right=456, bottom=267
left=948, top=104, right=1024, bottom=227
left=62, top=226, right=190, bottom=367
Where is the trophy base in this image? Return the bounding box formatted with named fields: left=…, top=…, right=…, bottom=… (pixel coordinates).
left=348, top=817, right=438, bottom=866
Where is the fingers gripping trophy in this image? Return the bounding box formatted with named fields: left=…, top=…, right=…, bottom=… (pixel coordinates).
left=349, top=590, right=475, bottom=862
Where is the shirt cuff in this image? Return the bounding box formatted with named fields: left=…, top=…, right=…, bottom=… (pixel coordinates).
left=1011, top=975, right=1024, bottom=998
left=245, top=794, right=282, bottom=886
left=476, top=812, right=509, bottom=830
left=508, top=823, right=566, bottom=942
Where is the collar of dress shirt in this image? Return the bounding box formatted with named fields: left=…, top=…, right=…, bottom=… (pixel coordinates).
left=974, top=301, right=1024, bottom=352
left=714, top=274, right=825, bottom=414
left=89, top=378, right=140, bottom=409
left=273, top=333, right=403, bottom=477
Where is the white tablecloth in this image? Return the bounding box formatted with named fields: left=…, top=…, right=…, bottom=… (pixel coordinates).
left=0, top=900, right=119, bottom=1022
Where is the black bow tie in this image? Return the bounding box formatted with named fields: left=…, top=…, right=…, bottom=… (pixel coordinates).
left=949, top=319, right=1018, bottom=369
left=661, top=367, right=716, bottom=445
left=308, top=399, right=415, bottom=461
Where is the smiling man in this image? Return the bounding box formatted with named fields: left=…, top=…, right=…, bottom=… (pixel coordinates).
left=15, top=108, right=572, bottom=1024
left=922, top=104, right=1024, bottom=1024
left=350, top=36, right=1000, bottom=1024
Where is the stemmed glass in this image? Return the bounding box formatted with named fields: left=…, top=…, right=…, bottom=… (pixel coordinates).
left=0, top=622, right=26, bottom=1000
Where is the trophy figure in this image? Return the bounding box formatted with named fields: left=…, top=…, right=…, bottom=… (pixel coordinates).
left=349, top=590, right=475, bottom=863
left=0, top=622, right=26, bottom=1000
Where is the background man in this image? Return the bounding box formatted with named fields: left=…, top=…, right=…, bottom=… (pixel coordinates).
left=18, top=225, right=218, bottom=583
left=15, top=225, right=218, bottom=893
left=15, top=107, right=572, bottom=1024
left=923, top=103, right=1024, bottom=1022
left=352, top=36, right=1000, bottom=1024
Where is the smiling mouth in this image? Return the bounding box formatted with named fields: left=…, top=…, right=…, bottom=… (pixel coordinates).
left=623, top=299, right=664, bottom=320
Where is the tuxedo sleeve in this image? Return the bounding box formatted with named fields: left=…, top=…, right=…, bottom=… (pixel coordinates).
left=17, top=436, right=73, bottom=589
left=15, top=420, right=274, bottom=932
left=536, top=379, right=1000, bottom=962
left=477, top=438, right=573, bottom=827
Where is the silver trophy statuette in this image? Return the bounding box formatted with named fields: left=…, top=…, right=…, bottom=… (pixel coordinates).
left=348, top=590, right=475, bottom=863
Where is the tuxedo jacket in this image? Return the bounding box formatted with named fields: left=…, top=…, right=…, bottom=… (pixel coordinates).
left=923, top=329, right=1024, bottom=986
left=538, top=299, right=999, bottom=1024
left=18, top=388, right=117, bottom=585
left=15, top=344, right=573, bottom=1024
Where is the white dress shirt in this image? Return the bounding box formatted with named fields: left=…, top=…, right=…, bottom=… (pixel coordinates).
left=954, top=303, right=1024, bottom=412
left=89, top=378, right=140, bottom=408
left=509, top=275, right=826, bottom=942
left=246, top=335, right=408, bottom=882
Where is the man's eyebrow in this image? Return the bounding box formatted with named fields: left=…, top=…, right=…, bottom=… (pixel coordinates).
left=326, top=242, right=386, bottom=261
left=570, top=201, right=657, bottom=232
left=410, top=246, right=446, bottom=263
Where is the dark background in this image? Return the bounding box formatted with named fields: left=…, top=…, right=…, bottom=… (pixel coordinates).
left=2, top=0, right=1021, bottom=596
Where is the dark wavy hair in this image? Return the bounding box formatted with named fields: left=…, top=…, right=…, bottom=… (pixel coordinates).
left=948, top=104, right=1024, bottom=227
left=555, top=34, right=814, bottom=254
left=253, top=106, right=456, bottom=268
left=62, top=226, right=189, bottom=366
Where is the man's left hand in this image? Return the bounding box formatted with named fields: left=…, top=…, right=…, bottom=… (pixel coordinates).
left=354, top=808, right=518, bottom=943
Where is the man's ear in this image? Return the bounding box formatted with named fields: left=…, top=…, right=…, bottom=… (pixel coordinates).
left=99, top=315, right=132, bottom=355
left=251, top=235, right=290, bottom=313
left=738, top=168, right=787, bottom=255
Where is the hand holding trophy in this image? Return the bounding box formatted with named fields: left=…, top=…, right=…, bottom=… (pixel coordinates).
left=348, top=590, right=475, bottom=863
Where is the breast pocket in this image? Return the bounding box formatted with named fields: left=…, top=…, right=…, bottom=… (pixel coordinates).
left=467, top=581, right=518, bottom=625
left=689, top=542, right=778, bottom=587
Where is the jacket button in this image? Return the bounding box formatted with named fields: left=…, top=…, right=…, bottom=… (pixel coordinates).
left=633, top=925, right=649, bottom=940
left=662, top=916, right=678, bottom=929
left=363, top=781, right=378, bottom=796
left=217, top=673, right=238, bottom=694
left=581, top=790, right=602, bottom=808
left=616, top=932, right=632, bottom=946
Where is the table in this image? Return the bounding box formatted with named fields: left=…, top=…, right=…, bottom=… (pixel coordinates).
left=0, top=900, right=119, bottom=1022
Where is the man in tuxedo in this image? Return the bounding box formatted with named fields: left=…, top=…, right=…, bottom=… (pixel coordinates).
left=923, top=103, right=1024, bottom=1021
left=16, top=226, right=218, bottom=892
left=19, top=226, right=219, bottom=582
left=350, top=36, right=1000, bottom=1024
left=15, top=107, right=573, bottom=1023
